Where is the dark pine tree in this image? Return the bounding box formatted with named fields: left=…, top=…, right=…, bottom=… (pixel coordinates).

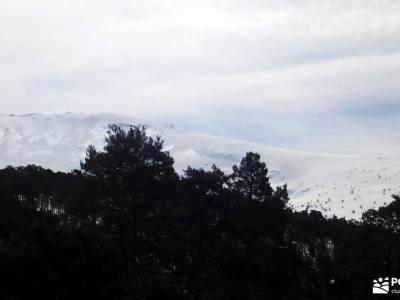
left=231, top=152, right=273, bottom=202
left=81, top=124, right=178, bottom=199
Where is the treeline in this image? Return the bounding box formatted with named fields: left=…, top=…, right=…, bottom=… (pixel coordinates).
left=0, top=125, right=399, bottom=299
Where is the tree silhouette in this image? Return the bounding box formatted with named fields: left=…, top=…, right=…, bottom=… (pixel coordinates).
left=183, top=164, right=227, bottom=197
left=231, top=152, right=273, bottom=201
left=274, top=184, right=289, bottom=206
left=81, top=125, right=177, bottom=199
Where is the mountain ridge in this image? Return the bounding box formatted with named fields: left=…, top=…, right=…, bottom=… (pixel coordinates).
left=0, top=112, right=399, bottom=219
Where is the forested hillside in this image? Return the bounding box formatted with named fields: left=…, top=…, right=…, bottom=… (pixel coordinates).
left=2, top=113, right=400, bottom=220
left=0, top=125, right=399, bottom=299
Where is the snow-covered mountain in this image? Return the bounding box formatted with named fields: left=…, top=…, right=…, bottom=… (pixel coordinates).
left=1, top=113, right=399, bottom=220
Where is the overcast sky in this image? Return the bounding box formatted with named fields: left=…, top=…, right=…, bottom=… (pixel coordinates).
left=1, top=1, right=400, bottom=153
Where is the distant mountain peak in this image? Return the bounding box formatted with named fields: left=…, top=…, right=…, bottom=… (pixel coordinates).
left=0, top=112, right=398, bottom=219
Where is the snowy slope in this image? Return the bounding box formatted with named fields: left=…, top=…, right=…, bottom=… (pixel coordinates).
left=0, top=113, right=399, bottom=219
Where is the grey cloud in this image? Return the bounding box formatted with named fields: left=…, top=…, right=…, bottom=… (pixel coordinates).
left=0, top=0, right=399, bottom=152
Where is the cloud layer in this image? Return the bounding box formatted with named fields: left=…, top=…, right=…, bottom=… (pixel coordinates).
left=1, top=1, right=400, bottom=152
